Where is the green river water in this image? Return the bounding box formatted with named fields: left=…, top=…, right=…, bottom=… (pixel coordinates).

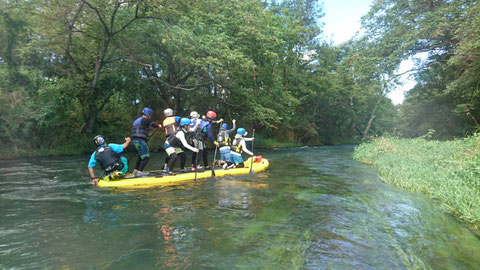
left=1, top=146, right=480, bottom=269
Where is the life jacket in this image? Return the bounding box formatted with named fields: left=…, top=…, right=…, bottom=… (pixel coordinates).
left=131, top=116, right=149, bottom=140
left=195, top=120, right=210, bottom=141
left=94, top=145, right=124, bottom=173
left=231, top=137, right=243, bottom=154
left=217, top=129, right=231, bottom=147
left=167, top=129, right=187, bottom=148
left=163, top=116, right=179, bottom=138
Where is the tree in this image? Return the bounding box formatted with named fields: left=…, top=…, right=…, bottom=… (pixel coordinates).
left=361, top=0, right=479, bottom=138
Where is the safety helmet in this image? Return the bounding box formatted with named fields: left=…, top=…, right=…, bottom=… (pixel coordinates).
left=180, top=117, right=191, bottom=127
left=221, top=123, right=228, bottom=129
left=190, top=111, right=200, bottom=119
left=164, top=108, right=173, bottom=116
left=206, top=110, right=217, bottom=120
left=237, top=128, right=246, bottom=135
left=93, top=135, right=106, bottom=146
left=142, top=107, right=153, bottom=116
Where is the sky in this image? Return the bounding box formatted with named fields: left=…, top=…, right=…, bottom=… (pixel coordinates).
left=321, top=0, right=372, bottom=44
left=320, top=0, right=413, bottom=105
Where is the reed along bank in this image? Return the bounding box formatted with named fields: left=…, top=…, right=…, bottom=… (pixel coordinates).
left=353, top=134, right=480, bottom=233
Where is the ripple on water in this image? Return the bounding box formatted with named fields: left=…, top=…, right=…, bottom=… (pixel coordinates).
left=1, top=185, right=83, bottom=203
left=1, top=149, right=480, bottom=269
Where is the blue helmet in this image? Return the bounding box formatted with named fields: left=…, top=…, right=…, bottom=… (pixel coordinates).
left=180, top=117, right=191, bottom=127
left=237, top=128, right=246, bottom=135
left=93, top=135, right=105, bottom=146
left=142, top=107, right=153, bottom=116
left=221, top=123, right=228, bottom=129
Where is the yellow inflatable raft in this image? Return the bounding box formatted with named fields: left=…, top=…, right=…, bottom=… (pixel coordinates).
left=97, top=157, right=269, bottom=188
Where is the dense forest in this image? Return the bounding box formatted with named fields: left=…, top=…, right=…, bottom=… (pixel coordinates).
left=1, top=0, right=479, bottom=157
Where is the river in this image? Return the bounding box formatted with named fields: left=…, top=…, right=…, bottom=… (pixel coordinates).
left=1, top=146, right=480, bottom=269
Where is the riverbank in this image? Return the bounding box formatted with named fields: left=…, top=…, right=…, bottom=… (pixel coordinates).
left=353, top=135, right=480, bottom=233
left=0, top=134, right=308, bottom=160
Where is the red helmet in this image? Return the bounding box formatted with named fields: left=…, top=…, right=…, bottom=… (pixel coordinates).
left=206, top=111, right=217, bottom=119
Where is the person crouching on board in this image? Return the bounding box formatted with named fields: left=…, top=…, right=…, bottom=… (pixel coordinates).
left=226, top=128, right=254, bottom=169
left=217, top=119, right=236, bottom=168
left=164, top=118, right=200, bottom=175
left=88, top=135, right=131, bottom=185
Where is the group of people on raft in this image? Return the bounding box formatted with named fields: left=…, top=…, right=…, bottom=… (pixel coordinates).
left=88, top=107, right=255, bottom=184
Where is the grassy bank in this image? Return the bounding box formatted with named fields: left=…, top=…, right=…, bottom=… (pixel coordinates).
left=353, top=135, right=480, bottom=233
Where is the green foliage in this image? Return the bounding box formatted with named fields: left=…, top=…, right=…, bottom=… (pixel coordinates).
left=361, top=0, right=480, bottom=138
left=0, top=0, right=400, bottom=157
left=354, top=135, right=480, bottom=233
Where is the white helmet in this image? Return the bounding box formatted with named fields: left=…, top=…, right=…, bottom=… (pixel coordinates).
left=164, top=108, right=173, bottom=116
left=190, top=111, right=200, bottom=119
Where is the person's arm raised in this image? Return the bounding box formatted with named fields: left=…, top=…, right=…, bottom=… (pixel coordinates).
left=123, top=137, right=131, bottom=149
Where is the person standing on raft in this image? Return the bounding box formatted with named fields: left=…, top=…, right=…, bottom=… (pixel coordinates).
left=164, top=118, right=200, bottom=174
left=162, top=108, right=181, bottom=172
left=131, top=107, right=161, bottom=177
left=88, top=135, right=131, bottom=185
left=192, top=110, right=222, bottom=170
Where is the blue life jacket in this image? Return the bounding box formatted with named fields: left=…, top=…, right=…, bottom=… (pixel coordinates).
left=196, top=120, right=210, bottom=140
left=131, top=117, right=149, bottom=140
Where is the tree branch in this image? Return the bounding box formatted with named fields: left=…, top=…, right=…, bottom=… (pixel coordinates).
left=81, top=0, right=110, bottom=34
left=145, top=77, right=197, bottom=91
left=112, top=2, right=140, bottom=35
left=60, top=1, right=86, bottom=76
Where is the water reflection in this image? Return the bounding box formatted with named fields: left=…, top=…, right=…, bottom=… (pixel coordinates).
left=215, top=178, right=268, bottom=210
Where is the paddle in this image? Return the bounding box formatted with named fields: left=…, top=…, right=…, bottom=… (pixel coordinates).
left=250, top=129, right=255, bottom=174
left=212, top=144, right=218, bottom=177
left=194, top=150, right=199, bottom=181
left=146, top=127, right=160, bottom=142
left=99, top=171, right=107, bottom=180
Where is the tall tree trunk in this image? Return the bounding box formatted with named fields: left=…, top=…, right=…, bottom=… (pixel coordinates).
left=362, top=97, right=382, bottom=138
left=86, top=104, right=97, bottom=134
left=85, top=39, right=110, bottom=134
left=80, top=0, right=140, bottom=134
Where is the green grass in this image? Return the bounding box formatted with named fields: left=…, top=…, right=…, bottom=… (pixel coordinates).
left=353, top=134, right=480, bottom=233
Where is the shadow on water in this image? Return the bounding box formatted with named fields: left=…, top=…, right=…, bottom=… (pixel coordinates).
left=1, top=147, right=480, bottom=269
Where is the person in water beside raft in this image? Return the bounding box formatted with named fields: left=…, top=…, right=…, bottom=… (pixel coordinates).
left=131, top=107, right=161, bottom=177
left=227, top=128, right=254, bottom=168
left=217, top=119, right=236, bottom=168
left=88, top=135, right=131, bottom=185
left=191, top=110, right=223, bottom=170
left=164, top=118, right=200, bottom=175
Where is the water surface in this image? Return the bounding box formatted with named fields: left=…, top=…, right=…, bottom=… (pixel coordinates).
left=1, top=146, right=479, bottom=269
